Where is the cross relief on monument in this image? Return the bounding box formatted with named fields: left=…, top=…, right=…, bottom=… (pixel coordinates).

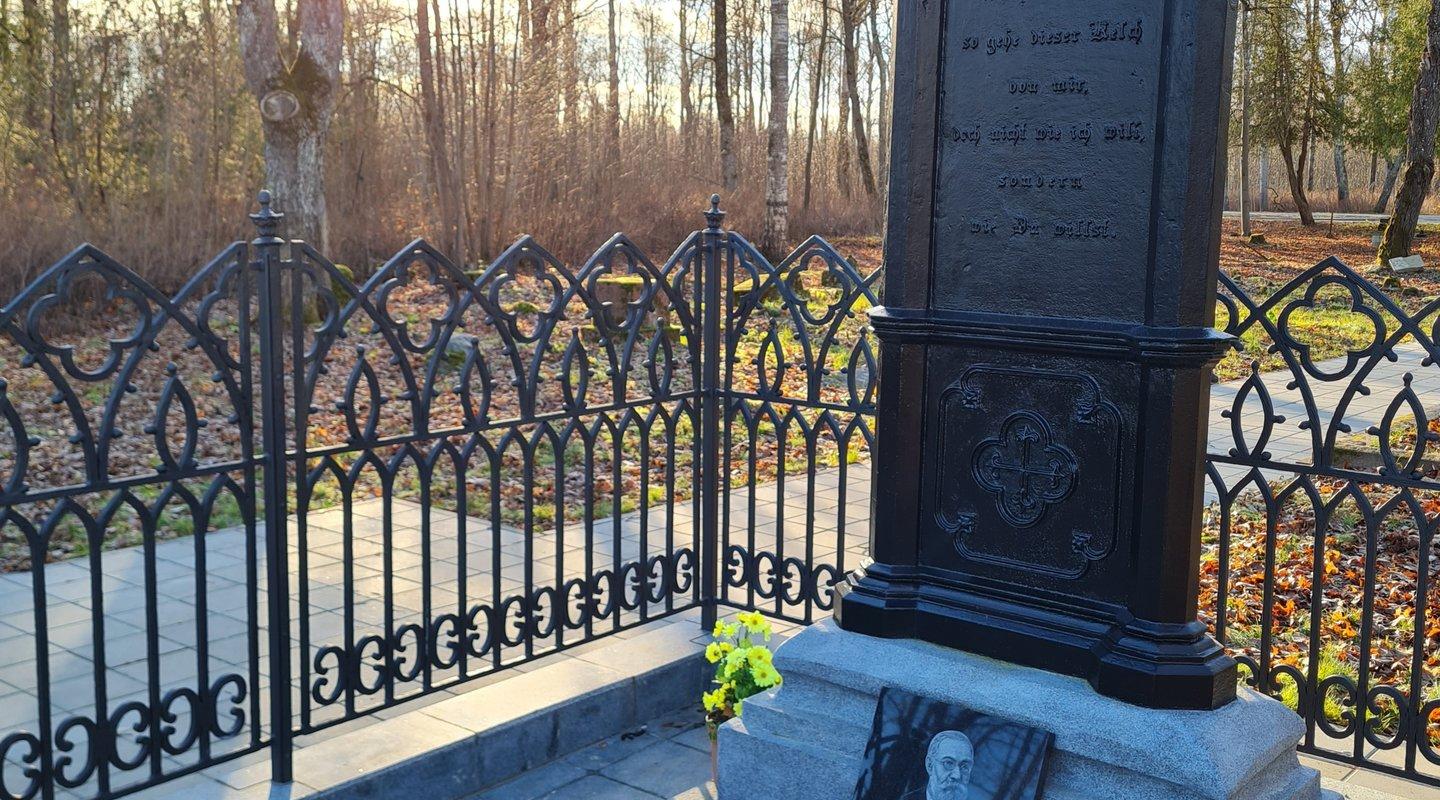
left=972, top=411, right=1078, bottom=528
left=930, top=365, right=1125, bottom=584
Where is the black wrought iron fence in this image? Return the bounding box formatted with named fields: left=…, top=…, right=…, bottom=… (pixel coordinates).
left=2, top=192, right=1438, bottom=799
left=0, top=194, right=709, bottom=800
left=1207, top=258, right=1440, bottom=787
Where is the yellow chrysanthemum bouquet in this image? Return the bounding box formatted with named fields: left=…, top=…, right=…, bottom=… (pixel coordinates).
left=702, top=611, right=783, bottom=740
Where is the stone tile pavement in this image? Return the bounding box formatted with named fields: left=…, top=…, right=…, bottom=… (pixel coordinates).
left=1206, top=341, right=1440, bottom=497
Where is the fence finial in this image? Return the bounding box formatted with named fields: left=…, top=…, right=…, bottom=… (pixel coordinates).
left=250, top=189, right=285, bottom=242
left=704, top=194, right=726, bottom=232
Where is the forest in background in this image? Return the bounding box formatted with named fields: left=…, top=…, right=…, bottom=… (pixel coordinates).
left=1229, top=0, right=1434, bottom=223
left=2, top=0, right=1440, bottom=296
left=0, top=0, right=892, bottom=296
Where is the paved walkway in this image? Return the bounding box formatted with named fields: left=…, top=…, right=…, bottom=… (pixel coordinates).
left=466, top=708, right=717, bottom=800
left=1206, top=341, right=1440, bottom=498
left=467, top=618, right=1428, bottom=800
left=1222, top=210, right=1440, bottom=225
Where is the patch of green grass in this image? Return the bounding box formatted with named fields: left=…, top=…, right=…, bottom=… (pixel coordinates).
left=1215, top=298, right=1390, bottom=383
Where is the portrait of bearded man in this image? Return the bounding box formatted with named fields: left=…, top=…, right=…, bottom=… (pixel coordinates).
left=901, top=731, right=974, bottom=800
left=853, top=688, right=1051, bottom=800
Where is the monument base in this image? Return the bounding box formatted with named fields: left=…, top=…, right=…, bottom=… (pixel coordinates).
left=718, top=620, right=1325, bottom=800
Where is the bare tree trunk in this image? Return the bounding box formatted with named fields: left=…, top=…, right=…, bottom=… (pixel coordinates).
left=417, top=0, right=463, bottom=259
left=1259, top=148, right=1270, bottom=211
left=1239, top=0, right=1252, bottom=237
left=761, top=0, right=789, bottom=257
left=868, top=0, right=889, bottom=189
left=48, top=0, right=84, bottom=214
left=803, top=0, right=829, bottom=210
left=50, top=0, right=74, bottom=156
left=237, top=0, right=343, bottom=252
left=836, top=37, right=851, bottom=199
left=715, top=0, right=738, bottom=192
left=19, top=0, right=41, bottom=129
left=1373, top=154, right=1402, bottom=215
left=481, top=0, right=499, bottom=256
left=1279, top=138, right=1316, bottom=226
left=1329, top=0, right=1350, bottom=208
left=1380, top=0, right=1440, bottom=263
left=679, top=0, right=695, bottom=152
left=606, top=0, right=622, bottom=164
left=840, top=0, right=876, bottom=198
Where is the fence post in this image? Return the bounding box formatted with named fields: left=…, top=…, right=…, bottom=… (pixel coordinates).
left=700, top=195, right=725, bottom=632
left=251, top=190, right=294, bottom=784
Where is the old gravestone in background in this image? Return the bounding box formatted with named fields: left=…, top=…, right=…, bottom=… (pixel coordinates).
left=720, top=2, right=1327, bottom=799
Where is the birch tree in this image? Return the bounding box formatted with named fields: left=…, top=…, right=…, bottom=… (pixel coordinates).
left=762, top=0, right=789, bottom=256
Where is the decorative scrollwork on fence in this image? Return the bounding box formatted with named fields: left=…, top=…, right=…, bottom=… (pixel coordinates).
left=1208, top=259, right=1440, bottom=785
left=0, top=674, right=248, bottom=800
left=0, top=244, right=251, bottom=498
left=307, top=549, right=694, bottom=707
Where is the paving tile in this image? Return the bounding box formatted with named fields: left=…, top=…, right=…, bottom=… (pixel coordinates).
left=132, top=773, right=320, bottom=800
left=276, top=713, right=472, bottom=791
left=418, top=657, right=627, bottom=734
left=476, top=759, right=589, bottom=800
left=667, top=724, right=710, bottom=755
left=535, top=775, right=659, bottom=800
left=1340, top=768, right=1440, bottom=799
left=599, top=740, right=709, bottom=798
left=667, top=784, right=719, bottom=800
left=561, top=729, right=666, bottom=773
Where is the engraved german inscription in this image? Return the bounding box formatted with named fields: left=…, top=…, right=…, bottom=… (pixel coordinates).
left=933, top=0, right=1164, bottom=319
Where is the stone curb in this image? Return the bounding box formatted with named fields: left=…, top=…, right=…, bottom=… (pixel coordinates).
left=307, top=623, right=709, bottom=800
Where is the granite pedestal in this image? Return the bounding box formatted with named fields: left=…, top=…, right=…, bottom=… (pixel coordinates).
left=718, top=621, right=1324, bottom=800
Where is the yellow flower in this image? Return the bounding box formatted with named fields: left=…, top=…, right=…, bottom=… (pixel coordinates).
left=734, top=700, right=745, bottom=716
left=736, top=611, right=771, bottom=638
left=746, top=648, right=773, bottom=670
left=752, top=663, right=783, bottom=688
left=705, top=641, right=734, bottom=664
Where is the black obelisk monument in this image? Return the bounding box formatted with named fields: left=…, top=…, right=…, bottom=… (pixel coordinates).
left=720, top=2, right=1324, bottom=798
left=832, top=0, right=1238, bottom=711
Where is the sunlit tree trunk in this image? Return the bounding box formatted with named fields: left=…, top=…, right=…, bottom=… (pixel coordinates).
left=237, top=0, right=343, bottom=252
left=1239, top=0, right=1253, bottom=237
left=1373, top=154, right=1402, bottom=215
left=840, top=0, right=876, bottom=198
left=417, top=0, right=464, bottom=260
left=679, top=0, right=695, bottom=153
left=1329, top=0, right=1349, bottom=208
left=1379, top=0, right=1440, bottom=262
left=606, top=0, right=622, bottom=165
left=761, top=0, right=789, bottom=257
left=868, top=1, right=889, bottom=189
